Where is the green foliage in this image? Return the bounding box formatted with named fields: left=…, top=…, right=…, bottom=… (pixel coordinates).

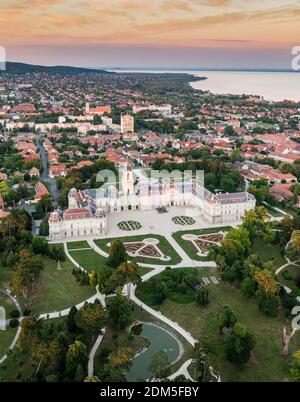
left=30, top=237, right=49, bottom=255
left=107, top=240, right=127, bottom=268
left=255, top=288, right=279, bottom=317
left=195, top=285, right=210, bottom=306
left=224, top=323, right=256, bottom=365
left=241, top=277, right=257, bottom=298
left=217, top=305, right=237, bottom=334
left=290, top=350, right=300, bottom=382
left=65, top=340, right=88, bottom=380
left=106, top=294, right=134, bottom=330
left=148, top=350, right=170, bottom=379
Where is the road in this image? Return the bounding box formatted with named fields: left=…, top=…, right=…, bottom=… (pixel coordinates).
left=37, top=134, right=58, bottom=208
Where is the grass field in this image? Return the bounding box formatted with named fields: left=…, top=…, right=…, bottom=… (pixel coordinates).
left=0, top=292, right=18, bottom=359
left=251, top=238, right=286, bottom=272
left=0, top=263, right=12, bottom=288
left=0, top=327, right=17, bottom=360
left=69, top=249, right=108, bottom=272
left=156, top=280, right=300, bottom=382
left=67, top=241, right=90, bottom=250
left=95, top=234, right=182, bottom=266
left=277, top=264, right=300, bottom=296
left=19, top=256, right=94, bottom=315
left=172, top=226, right=231, bottom=261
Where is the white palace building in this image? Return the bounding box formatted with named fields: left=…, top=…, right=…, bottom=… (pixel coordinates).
left=49, top=167, right=255, bottom=240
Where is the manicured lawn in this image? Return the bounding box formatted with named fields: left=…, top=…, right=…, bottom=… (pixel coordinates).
left=67, top=241, right=90, bottom=250
left=251, top=238, right=286, bottom=272
left=0, top=292, right=18, bottom=359
left=277, top=264, right=300, bottom=296
left=172, top=226, right=231, bottom=261
left=95, top=235, right=182, bottom=266
left=69, top=249, right=108, bottom=272
left=157, top=281, right=300, bottom=382
left=0, top=327, right=17, bottom=359
left=19, top=256, right=94, bottom=315
left=0, top=263, right=12, bottom=288
left=139, top=267, right=154, bottom=276
left=0, top=292, right=15, bottom=315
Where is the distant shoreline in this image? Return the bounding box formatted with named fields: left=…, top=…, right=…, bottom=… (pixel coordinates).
left=108, top=67, right=299, bottom=74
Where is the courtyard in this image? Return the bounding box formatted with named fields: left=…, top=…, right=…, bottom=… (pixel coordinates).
left=104, top=206, right=236, bottom=239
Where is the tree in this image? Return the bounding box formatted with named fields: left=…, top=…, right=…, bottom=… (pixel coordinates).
left=148, top=350, right=170, bottom=379
left=75, top=301, right=107, bottom=341
left=282, top=327, right=298, bottom=357
left=11, top=249, right=43, bottom=300
left=193, top=337, right=217, bottom=382
left=39, top=218, right=49, bottom=236
left=290, top=350, right=300, bottom=382
left=255, top=288, right=279, bottom=316
left=84, top=376, right=101, bottom=382
left=65, top=340, right=88, bottom=380
left=248, top=179, right=269, bottom=205
left=107, top=240, right=127, bottom=267
left=31, top=236, right=49, bottom=255
left=49, top=245, right=65, bottom=262
left=107, top=347, right=132, bottom=380
left=217, top=305, right=237, bottom=335
left=18, top=316, right=42, bottom=351
left=34, top=340, right=60, bottom=374
left=224, top=322, right=256, bottom=364
left=67, top=305, right=78, bottom=333
left=195, top=285, right=209, bottom=306
left=241, top=277, right=257, bottom=298
left=255, top=269, right=277, bottom=295
left=291, top=230, right=300, bottom=251
left=106, top=293, right=134, bottom=329
left=117, top=261, right=141, bottom=297
left=224, top=125, right=235, bottom=136
left=98, top=266, right=122, bottom=294
left=243, top=206, right=274, bottom=242
left=89, top=270, right=98, bottom=289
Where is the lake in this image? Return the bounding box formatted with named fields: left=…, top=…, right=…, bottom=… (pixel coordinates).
left=126, top=322, right=182, bottom=381
left=111, top=69, right=300, bottom=102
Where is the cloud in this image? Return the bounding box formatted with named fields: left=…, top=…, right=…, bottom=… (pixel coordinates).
left=132, top=5, right=300, bottom=34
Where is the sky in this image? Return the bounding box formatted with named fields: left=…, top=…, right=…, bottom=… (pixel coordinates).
left=0, top=0, right=299, bottom=68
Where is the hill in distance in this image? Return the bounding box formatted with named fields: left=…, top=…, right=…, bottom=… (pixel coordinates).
left=1, top=61, right=112, bottom=74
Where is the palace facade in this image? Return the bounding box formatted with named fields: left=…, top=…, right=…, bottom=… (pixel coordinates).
left=49, top=167, right=255, bottom=240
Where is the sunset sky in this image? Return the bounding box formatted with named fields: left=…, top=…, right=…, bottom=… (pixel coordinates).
left=1, top=0, right=299, bottom=68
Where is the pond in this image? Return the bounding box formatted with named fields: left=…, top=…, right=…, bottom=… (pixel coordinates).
left=126, top=322, right=182, bottom=381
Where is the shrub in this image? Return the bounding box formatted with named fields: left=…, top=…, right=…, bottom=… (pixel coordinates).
left=9, top=319, right=19, bottom=328
left=195, top=285, right=209, bottom=306
left=282, top=270, right=293, bottom=281
left=241, top=277, right=257, bottom=298
left=23, top=309, right=31, bottom=317
left=255, top=289, right=279, bottom=316
left=295, top=274, right=300, bottom=289
left=9, top=309, right=20, bottom=318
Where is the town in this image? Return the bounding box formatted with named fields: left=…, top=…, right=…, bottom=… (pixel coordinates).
left=0, top=66, right=299, bottom=383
